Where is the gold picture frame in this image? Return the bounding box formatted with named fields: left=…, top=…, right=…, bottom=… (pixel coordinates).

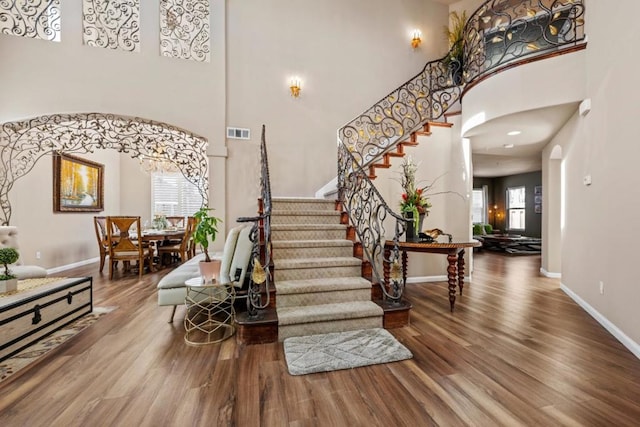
left=53, top=153, right=104, bottom=212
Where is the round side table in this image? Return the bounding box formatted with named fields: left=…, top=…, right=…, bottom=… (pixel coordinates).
left=183, top=277, right=236, bottom=345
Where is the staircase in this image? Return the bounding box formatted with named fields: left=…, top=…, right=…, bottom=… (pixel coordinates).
left=271, top=197, right=383, bottom=341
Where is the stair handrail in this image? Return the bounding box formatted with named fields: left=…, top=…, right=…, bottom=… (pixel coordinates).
left=237, top=125, right=272, bottom=318
left=338, top=142, right=408, bottom=304
left=336, top=0, right=585, bottom=304
left=338, top=0, right=585, bottom=171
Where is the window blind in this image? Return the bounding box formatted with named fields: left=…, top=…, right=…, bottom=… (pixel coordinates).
left=151, top=173, right=203, bottom=217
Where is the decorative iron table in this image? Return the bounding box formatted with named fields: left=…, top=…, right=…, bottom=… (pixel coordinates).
left=383, top=240, right=481, bottom=312
left=183, top=277, right=235, bottom=345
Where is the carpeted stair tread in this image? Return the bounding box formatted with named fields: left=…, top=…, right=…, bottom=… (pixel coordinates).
left=276, top=277, right=372, bottom=295
left=272, top=239, right=353, bottom=249
left=272, top=210, right=341, bottom=217
left=271, top=224, right=347, bottom=231
left=278, top=301, right=383, bottom=326
left=275, top=257, right=362, bottom=270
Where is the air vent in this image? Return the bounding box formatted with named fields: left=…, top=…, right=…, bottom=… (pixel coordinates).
left=226, top=127, right=250, bottom=140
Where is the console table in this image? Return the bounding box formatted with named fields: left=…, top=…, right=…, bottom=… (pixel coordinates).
left=383, top=240, right=481, bottom=312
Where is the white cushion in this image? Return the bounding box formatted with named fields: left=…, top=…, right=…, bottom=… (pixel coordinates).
left=218, top=226, right=243, bottom=284
left=228, top=226, right=253, bottom=288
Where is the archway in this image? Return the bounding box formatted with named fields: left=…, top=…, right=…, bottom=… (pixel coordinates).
left=0, top=112, right=209, bottom=225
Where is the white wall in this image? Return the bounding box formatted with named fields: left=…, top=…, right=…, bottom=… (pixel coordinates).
left=0, top=0, right=450, bottom=269
left=553, top=0, right=640, bottom=347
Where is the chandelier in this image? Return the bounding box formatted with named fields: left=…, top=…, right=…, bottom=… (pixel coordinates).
left=139, top=143, right=179, bottom=174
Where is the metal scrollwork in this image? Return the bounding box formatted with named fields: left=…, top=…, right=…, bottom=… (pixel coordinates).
left=464, top=0, right=585, bottom=86
left=339, top=56, right=462, bottom=168
left=0, top=112, right=209, bottom=225
left=160, top=0, right=210, bottom=62
left=82, top=0, right=140, bottom=52
left=338, top=143, right=406, bottom=304
left=336, top=0, right=586, bottom=305
left=0, top=0, right=61, bottom=41
left=238, top=125, right=272, bottom=318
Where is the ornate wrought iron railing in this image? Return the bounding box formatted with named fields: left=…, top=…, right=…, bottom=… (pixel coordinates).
left=238, top=125, right=272, bottom=317
left=338, top=143, right=407, bottom=304
left=463, top=0, right=586, bottom=87
left=336, top=0, right=586, bottom=303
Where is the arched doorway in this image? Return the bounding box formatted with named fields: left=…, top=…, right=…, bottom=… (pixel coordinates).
left=0, top=112, right=209, bottom=225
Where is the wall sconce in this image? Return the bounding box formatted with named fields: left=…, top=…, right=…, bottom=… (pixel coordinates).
left=411, top=29, right=422, bottom=49
left=289, top=77, right=301, bottom=98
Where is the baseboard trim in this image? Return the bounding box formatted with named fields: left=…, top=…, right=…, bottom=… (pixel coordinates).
left=561, top=283, right=640, bottom=360
left=47, top=257, right=99, bottom=275
left=406, top=275, right=471, bottom=284
left=540, top=268, right=561, bottom=278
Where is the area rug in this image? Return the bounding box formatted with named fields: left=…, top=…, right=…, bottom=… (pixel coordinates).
left=0, top=306, right=116, bottom=384
left=283, top=328, right=412, bottom=376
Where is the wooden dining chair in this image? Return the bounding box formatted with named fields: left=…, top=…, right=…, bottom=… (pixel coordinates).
left=93, top=216, right=113, bottom=273
left=166, top=216, right=186, bottom=228
left=157, top=216, right=196, bottom=266
left=106, top=216, right=154, bottom=280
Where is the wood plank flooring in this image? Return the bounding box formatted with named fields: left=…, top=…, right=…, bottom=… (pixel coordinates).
left=1, top=252, right=640, bottom=426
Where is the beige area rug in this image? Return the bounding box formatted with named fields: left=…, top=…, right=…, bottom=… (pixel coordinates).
left=283, top=328, right=413, bottom=376
left=0, top=306, right=116, bottom=384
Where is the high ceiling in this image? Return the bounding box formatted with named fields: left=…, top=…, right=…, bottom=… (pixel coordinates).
left=432, top=0, right=460, bottom=5
left=466, top=103, right=579, bottom=177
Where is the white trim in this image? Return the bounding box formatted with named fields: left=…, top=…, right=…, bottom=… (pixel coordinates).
left=47, top=257, right=99, bottom=275
left=561, top=283, right=640, bottom=360
left=406, top=275, right=472, bottom=284
left=540, top=267, right=561, bottom=278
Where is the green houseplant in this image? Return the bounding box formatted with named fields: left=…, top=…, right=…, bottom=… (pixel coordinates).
left=192, top=206, right=223, bottom=281
left=0, top=247, right=19, bottom=293
left=442, top=10, right=468, bottom=85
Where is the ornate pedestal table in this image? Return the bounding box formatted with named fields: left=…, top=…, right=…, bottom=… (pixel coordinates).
left=383, top=240, right=481, bottom=312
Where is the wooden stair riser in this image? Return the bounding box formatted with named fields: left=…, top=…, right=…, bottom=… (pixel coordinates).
left=271, top=213, right=341, bottom=225
left=272, top=228, right=346, bottom=241
left=272, top=246, right=354, bottom=260
left=274, top=265, right=362, bottom=282
left=276, top=288, right=372, bottom=308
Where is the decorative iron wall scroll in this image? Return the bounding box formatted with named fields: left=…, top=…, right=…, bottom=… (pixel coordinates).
left=0, top=0, right=61, bottom=42
left=0, top=113, right=209, bottom=225
left=160, top=0, right=210, bottom=62
left=83, top=0, right=140, bottom=52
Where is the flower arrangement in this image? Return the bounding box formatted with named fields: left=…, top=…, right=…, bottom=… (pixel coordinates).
left=152, top=214, right=169, bottom=230
left=399, top=156, right=432, bottom=233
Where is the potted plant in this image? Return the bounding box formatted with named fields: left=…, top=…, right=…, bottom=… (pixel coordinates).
left=398, top=157, right=431, bottom=241
left=191, top=206, right=223, bottom=281
left=442, top=10, right=468, bottom=85
left=0, top=247, right=19, bottom=293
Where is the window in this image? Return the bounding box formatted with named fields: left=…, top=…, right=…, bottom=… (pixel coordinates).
left=507, top=186, right=526, bottom=230
left=151, top=173, right=203, bottom=217
left=472, top=188, right=487, bottom=224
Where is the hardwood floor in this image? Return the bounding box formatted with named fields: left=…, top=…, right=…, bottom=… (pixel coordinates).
left=2, top=252, right=640, bottom=426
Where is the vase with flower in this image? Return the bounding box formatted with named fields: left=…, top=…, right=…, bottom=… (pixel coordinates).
left=399, top=156, right=432, bottom=241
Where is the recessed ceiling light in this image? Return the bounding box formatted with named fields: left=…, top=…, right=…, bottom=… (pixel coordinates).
left=507, top=130, right=521, bottom=136
left=503, top=143, right=514, bottom=148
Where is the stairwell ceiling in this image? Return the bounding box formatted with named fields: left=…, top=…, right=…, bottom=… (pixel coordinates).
left=467, top=103, right=579, bottom=178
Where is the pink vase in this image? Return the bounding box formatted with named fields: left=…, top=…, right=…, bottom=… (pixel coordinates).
left=199, top=260, right=221, bottom=283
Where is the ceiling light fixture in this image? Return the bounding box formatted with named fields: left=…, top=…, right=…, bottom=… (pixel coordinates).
left=507, top=130, right=521, bottom=136
left=503, top=143, right=514, bottom=149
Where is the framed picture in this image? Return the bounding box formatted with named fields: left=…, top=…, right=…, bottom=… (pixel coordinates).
left=534, top=185, right=542, bottom=195
left=535, top=195, right=542, bottom=204
left=535, top=204, right=542, bottom=214
left=53, top=153, right=104, bottom=212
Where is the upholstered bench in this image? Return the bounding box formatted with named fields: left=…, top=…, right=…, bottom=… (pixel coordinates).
left=157, top=225, right=253, bottom=322
left=0, top=226, right=47, bottom=279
